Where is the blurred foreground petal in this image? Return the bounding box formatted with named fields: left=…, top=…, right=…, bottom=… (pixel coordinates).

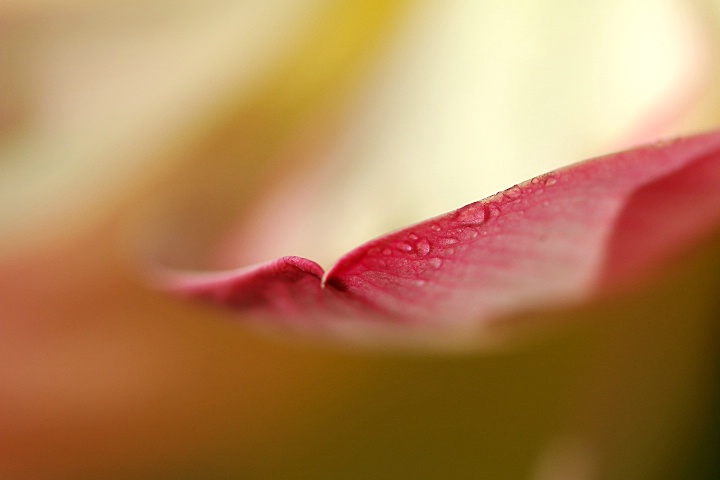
left=162, top=131, right=720, bottom=348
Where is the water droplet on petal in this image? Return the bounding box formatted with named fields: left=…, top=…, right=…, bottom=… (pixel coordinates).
left=416, top=238, right=431, bottom=256
left=408, top=233, right=418, bottom=240
left=430, top=225, right=441, bottom=232
left=437, top=237, right=459, bottom=246
left=455, top=202, right=487, bottom=225
left=458, top=229, right=478, bottom=241
left=544, top=176, right=557, bottom=186
left=394, top=242, right=413, bottom=252
left=503, top=185, right=522, bottom=199
left=486, top=203, right=502, bottom=218
left=428, top=258, right=443, bottom=269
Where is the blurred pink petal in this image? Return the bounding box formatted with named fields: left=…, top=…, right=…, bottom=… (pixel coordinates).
left=162, top=130, right=720, bottom=345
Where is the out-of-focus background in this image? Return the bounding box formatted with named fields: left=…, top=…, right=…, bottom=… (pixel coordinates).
left=1, top=1, right=719, bottom=479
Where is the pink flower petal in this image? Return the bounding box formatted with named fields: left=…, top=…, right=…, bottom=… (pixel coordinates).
left=161, top=130, right=720, bottom=343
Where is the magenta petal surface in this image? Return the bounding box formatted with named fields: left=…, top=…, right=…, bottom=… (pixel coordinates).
left=164, top=131, right=720, bottom=340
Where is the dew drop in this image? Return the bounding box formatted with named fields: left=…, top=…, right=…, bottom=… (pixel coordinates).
left=408, top=233, right=419, bottom=240
left=430, top=224, right=441, bottom=232
left=503, top=185, right=522, bottom=199
left=458, top=228, right=478, bottom=241
left=394, top=242, right=413, bottom=252
left=485, top=203, right=502, bottom=218
left=428, top=258, right=443, bottom=269
left=455, top=202, right=487, bottom=225
left=438, top=237, right=459, bottom=246
left=544, top=176, right=557, bottom=186
left=534, top=189, right=544, bottom=195
left=416, top=238, right=431, bottom=256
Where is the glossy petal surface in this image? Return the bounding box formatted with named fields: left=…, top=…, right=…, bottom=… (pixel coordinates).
left=164, top=131, right=720, bottom=342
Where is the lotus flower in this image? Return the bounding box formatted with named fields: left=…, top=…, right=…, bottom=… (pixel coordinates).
left=1, top=1, right=720, bottom=479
